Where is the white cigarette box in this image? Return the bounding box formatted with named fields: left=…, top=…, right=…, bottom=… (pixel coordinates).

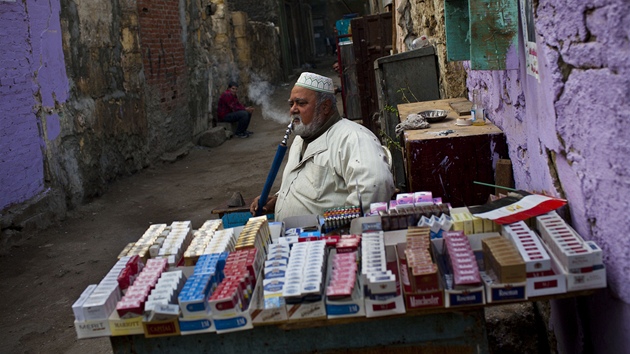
left=74, top=318, right=111, bottom=339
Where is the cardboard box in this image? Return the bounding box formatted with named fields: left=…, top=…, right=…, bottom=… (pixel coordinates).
left=74, top=318, right=111, bottom=339
left=480, top=272, right=527, bottom=303
left=324, top=249, right=365, bottom=319
left=363, top=246, right=406, bottom=317
left=108, top=311, right=144, bottom=336
left=285, top=298, right=327, bottom=321
left=432, top=237, right=485, bottom=308
left=349, top=217, right=406, bottom=318
left=251, top=278, right=288, bottom=324
left=179, top=312, right=215, bottom=335
left=212, top=266, right=263, bottom=333
left=142, top=317, right=181, bottom=338
left=525, top=241, right=567, bottom=297
left=396, top=243, right=444, bottom=310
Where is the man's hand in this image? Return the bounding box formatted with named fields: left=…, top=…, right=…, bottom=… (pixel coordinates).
left=250, top=195, right=277, bottom=216
left=246, top=106, right=254, bottom=114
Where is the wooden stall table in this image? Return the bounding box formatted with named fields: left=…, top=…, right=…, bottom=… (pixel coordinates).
left=397, top=98, right=509, bottom=206
left=110, top=308, right=489, bottom=354
left=210, top=198, right=254, bottom=219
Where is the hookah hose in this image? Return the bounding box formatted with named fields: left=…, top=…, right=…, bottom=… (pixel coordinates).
left=255, top=122, right=293, bottom=216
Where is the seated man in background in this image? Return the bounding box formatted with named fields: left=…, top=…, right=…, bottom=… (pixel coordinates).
left=217, top=81, right=254, bottom=138
left=250, top=72, right=395, bottom=220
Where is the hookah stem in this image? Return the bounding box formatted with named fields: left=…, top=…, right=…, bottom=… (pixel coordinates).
left=256, top=122, right=294, bottom=216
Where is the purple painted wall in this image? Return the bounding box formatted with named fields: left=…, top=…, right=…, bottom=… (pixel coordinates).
left=466, top=0, right=630, bottom=352
left=0, top=0, right=68, bottom=211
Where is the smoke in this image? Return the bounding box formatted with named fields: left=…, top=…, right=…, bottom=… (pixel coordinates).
left=247, top=75, right=289, bottom=124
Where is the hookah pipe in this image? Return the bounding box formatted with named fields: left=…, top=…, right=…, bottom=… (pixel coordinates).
left=255, top=122, right=294, bottom=216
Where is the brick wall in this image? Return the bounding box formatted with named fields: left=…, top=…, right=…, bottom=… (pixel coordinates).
left=0, top=2, right=45, bottom=210
left=137, top=0, right=188, bottom=112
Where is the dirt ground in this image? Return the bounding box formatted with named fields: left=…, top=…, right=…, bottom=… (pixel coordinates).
left=0, top=56, right=550, bottom=354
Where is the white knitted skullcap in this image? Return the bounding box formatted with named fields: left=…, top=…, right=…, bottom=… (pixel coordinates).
left=295, top=72, right=335, bottom=94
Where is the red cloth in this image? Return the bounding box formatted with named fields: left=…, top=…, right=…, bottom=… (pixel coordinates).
left=217, top=89, right=246, bottom=121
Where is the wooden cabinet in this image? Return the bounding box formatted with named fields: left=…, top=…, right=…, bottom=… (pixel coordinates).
left=398, top=98, right=509, bottom=207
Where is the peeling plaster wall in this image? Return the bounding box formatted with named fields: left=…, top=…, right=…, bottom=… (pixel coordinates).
left=0, top=0, right=69, bottom=211
left=466, top=0, right=630, bottom=352
left=396, top=0, right=468, bottom=99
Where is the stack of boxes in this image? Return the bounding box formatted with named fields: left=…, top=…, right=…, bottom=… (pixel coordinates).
left=116, top=258, right=168, bottom=318
left=443, top=231, right=481, bottom=290
left=326, top=251, right=358, bottom=300
left=120, top=224, right=168, bottom=261
left=74, top=256, right=135, bottom=324
left=281, top=240, right=327, bottom=304
left=361, top=231, right=397, bottom=301
left=156, top=221, right=194, bottom=267
left=451, top=207, right=498, bottom=235
left=502, top=221, right=552, bottom=275
left=262, top=243, right=290, bottom=309
left=183, top=220, right=224, bottom=265
left=535, top=212, right=606, bottom=290
left=403, top=227, right=439, bottom=293
left=178, top=253, right=227, bottom=318
left=480, top=236, right=526, bottom=283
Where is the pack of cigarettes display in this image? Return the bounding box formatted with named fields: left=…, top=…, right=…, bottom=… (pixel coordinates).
left=535, top=212, right=606, bottom=291
left=322, top=206, right=361, bottom=233
left=177, top=253, right=225, bottom=318
left=145, top=270, right=186, bottom=321
left=262, top=244, right=290, bottom=310
left=378, top=197, right=450, bottom=231
left=501, top=221, right=551, bottom=274
left=203, top=229, right=237, bottom=255
left=404, top=227, right=439, bottom=292
left=120, top=223, right=168, bottom=261
left=451, top=207, right=498, bottom=235
left=413, top=191, right=433, bottom=207
left=184, top=229, right=217, bottom=265
left=115, top=258, right=168, bottom=319
left=443, top=231, right=481, bottom=289
left=116, top=255, right=144, bottom=292
left=281, top=240, right=327, bottom=304
left=235, top=216, right=272, bottom=255
left=157, top=221, right=194, bottom=267
left=480, top=236, right=526, bottom=283
left=535, top=212, right=595, bottom=273
left=74, top=256, right=138, bottom=322
left=209, top=249, right=259, bottom=316
left=326, top=251, right=358, bottom=300
left=361, top=231, right=397, bottom=299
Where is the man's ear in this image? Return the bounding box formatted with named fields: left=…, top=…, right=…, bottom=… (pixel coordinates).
left=322, top=99, right=333, bottom=115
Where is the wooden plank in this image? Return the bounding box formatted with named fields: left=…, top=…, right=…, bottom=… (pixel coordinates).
left=397, top=98, right=503, bottom=141
left=469, top=0, right=519, bottom=70
left=495, top=159, right=514, bottom=195
left=444, top=0, right=471, bottom=61
left=449, top=100, right=473, bottom=116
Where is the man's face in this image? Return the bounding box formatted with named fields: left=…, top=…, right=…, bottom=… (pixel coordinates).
left=229, top=86, right=238, bottom=94
left=288, top=86, right=324, bottom=137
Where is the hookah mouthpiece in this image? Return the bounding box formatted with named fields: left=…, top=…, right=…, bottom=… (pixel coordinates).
left=281, top=122, right=294, bottom=146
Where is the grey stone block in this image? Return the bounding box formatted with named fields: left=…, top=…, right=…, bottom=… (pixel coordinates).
left=197, top=127, right=228, bottom=147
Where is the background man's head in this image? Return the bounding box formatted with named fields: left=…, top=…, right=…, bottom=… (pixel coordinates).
left=228, top=81, right=238, bottom=93
left=289, top=72, right=337, bottom=138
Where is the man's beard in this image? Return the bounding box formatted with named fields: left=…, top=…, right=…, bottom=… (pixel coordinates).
left=291, top=113, right=325, bottom=138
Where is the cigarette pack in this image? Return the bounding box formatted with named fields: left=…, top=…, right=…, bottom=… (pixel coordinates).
left=501, top=221, right=552, bottom=274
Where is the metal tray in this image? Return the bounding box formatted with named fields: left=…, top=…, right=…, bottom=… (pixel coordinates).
left=419, top=110, right=448, bottom=123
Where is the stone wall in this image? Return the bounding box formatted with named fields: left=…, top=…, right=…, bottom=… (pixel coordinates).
left=395, top=0, right=467, bottom=99
left=0, top=0, right=282, bottom=250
